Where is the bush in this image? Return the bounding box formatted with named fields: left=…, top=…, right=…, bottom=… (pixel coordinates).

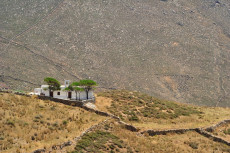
left=62, top=120, right=68, bottom=125
left=185, top=141, right=199, bottom=149
left=6, top=120, right=15, bottom=127
left=73, top=131, right=124, bottom=152
left=224, top=128, right=230, bottom=135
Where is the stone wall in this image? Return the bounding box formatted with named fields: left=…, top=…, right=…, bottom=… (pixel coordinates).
left=195, top=128, right=230, bottom=146
left=141, top=128, right=198, bottom=136
left=118, top=121, right=140, bottom=132
left=38, top=95, right=121, bottom=119
left=0, top=90, right=30, bottom=97
left=37, top=96, right=84, bottom=107
left=205, top=119, right=230, bottom=132
left=141, top=126, right=230, bottom=147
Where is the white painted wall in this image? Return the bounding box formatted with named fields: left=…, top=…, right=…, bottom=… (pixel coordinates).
left=43, top=90, right=49, bottom=96
left=34, top=88, right=42, bottom=95
left=36, top=85, right=94, bottom=100
left=53, top=91, right=68, bottom=99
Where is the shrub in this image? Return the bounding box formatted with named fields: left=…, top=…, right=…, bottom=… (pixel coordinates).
left=185, top=141, right=199, bottom=149
left=73, top=131, right=125, bottom=152
left=6, top=120, right=15, bottom=127
left=62, top=120, right=68, bottom=125
left=224, top=128, right=230, bottom=135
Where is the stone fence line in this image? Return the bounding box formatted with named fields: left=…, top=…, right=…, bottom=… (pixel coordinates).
left=140, top=128, right=198, bottom=136
left=195, top=128, right=230, bottom=146
left=205, top=119, right=230, bottom=132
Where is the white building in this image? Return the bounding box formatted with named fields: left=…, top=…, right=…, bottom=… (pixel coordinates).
left=34, top=80, right=94, bottom=101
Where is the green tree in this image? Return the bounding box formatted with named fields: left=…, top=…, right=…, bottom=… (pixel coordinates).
left=44, top=77, right=60, bottom=97
left=71, top=82, right=84, bottom=100
left=79, top=80, right=97, bottom=99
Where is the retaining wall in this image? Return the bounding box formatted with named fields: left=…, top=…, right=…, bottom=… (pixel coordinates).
left=141, top=128, right=197, bottom=136
left=205, top=119, right=230, bottom=132
left=0, top=90, right=30, bottom=97
left=118, top=121, right=140, bottom=132
left=37, top=96, right=84, bottom=107
left=195, top=128, right=230, bottom=146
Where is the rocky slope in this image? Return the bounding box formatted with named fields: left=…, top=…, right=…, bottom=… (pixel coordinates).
left=1, top=0, right=230, bottom=106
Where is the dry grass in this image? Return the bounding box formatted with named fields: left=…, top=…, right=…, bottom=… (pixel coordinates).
left=133, top=107, right=230, bottom=130
left=0, top=93, right=106, bottom=153
left=95, top=95, right=112, bottom=112
left=111, top=120, right=230, bottom=153
left=71, top=119, right=230, bottom=153
left=96, top=90, right=230, bottom=130
left=212, top=124, right=230, bottom=142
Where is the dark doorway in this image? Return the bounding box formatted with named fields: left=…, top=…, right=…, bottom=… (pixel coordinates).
left=50, top=91, right=53, bottom=97
left=68, top=92, right=72, bottom=99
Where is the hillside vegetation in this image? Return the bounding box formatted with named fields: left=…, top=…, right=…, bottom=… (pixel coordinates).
left=1, top=0, right=230, bottom=107
left=98, top=90, right=202, bottom=121
left=0, top=93, right=106, bottom=152
left=96, top=90, right=230, bottom=130
left=0, top=91, right=230, bottom=152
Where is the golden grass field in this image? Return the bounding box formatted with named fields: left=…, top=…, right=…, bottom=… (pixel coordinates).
left=1, top=90, right=230, bottom=153
left=0, top=93, right=106, bottom=152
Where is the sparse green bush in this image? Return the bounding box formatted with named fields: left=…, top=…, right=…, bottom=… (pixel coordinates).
left=185, top=141, right=199, bottom=149
left=72, top=131, right=125, bottom=153
left=224, top=128, right=230, bottom=135
left=6, top=120, right=15, bottom=127
left=62, top=120, right=68, bottom=125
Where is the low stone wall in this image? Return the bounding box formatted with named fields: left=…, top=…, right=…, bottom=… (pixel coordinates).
left=0, top=90, right=30, bottom=97
left=141, top=128, right=197, bottom=136
left=37, top=96, right=84, bottom=107
left=118, top=121, right=140, bottom=132
left=195, top=128, right=230, bottom=146
left=140, top=126, right=230, bottom=147
left=205, top=119, right=230, bottom=132
left=38, top=96, right=121, bottom=120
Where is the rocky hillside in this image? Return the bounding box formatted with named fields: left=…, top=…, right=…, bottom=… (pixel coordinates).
left=1, top=0, right=230, bottom=107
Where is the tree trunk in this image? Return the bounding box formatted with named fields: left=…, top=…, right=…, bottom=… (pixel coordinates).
left=75, top=91, right=78, bottom=100
left=86, top=90, right=89, bottom=99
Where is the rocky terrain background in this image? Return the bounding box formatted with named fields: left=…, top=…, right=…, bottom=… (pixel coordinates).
left=0, top=0, right=230, bottom=106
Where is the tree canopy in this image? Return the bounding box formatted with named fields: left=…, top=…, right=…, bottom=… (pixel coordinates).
left=71, top=81, right=80, bottom=87
left=79, top=80, right=97, bottom=99
left=44, top=77, right=61, bottom=91
left=79, top=80, right=97, bottom=88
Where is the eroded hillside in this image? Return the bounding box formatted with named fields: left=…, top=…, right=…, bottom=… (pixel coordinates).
left=1, top=0, right=230, bottom=106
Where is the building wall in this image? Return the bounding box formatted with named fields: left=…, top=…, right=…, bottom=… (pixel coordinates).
left=53, top=91, right=67, bottom=99
left=43, top=90, right=49, bottom=96
left=34, top=88, right=42, bottom=95
left=37, top=85, right=94, bottom=100
left=71, top=90, right=94, bottom=100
